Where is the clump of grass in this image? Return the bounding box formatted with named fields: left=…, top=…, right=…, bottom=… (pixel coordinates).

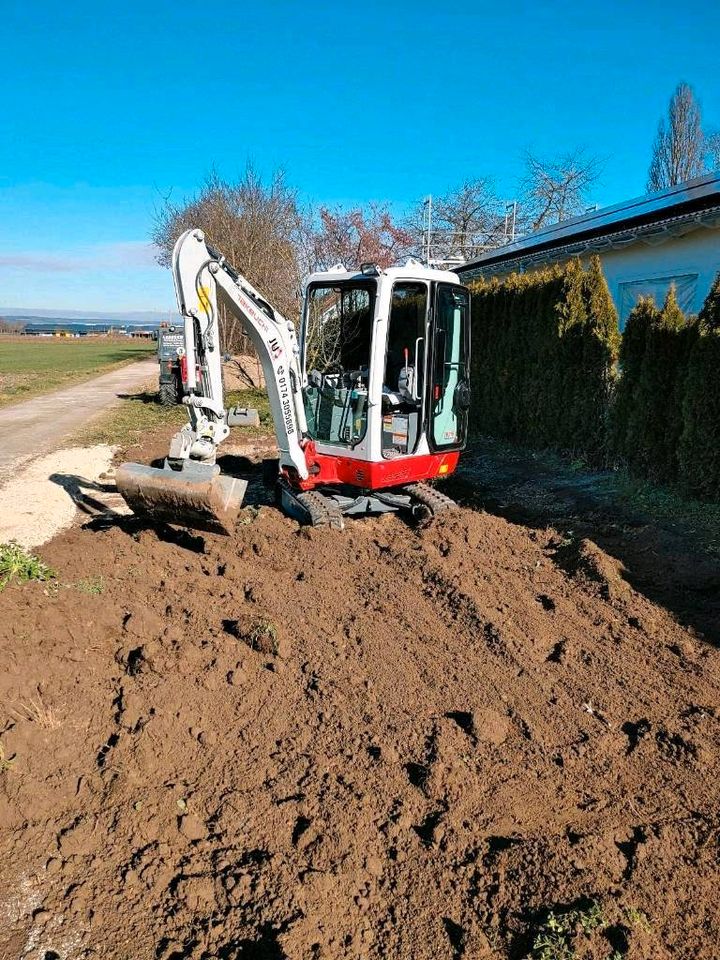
left=526, top=901, right=606, bottom=959
left=10, top=690, right=60, bottom=730
left=624, top=907, right=651, bottom=932
left=75, top=575, right=105, bottom=595
left=0, top=742, right=15, bottom=772
left=248, top=618, right=279, bottom=655
left=0, top=542, right=55, bottom=590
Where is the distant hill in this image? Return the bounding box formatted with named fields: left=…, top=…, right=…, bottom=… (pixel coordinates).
left=0, top=306, right=181, bottom=327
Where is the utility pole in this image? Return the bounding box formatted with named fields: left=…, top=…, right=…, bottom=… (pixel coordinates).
left=504, top=201, right=517, bottom=243
left=423, top=195, right=433, bottom=264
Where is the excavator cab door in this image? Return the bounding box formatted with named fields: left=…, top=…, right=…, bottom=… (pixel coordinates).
left=427, top=283, right=470, bottom=452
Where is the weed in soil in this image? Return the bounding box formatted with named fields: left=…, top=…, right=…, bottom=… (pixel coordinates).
left=624, top=906, right=651, bottom=932
left=0, top=541, right=55, bottom=590
left=8, top=690, right=60, bottom=729
left=74, top=575, right=105, bottom=595
left=0, top=742, right=15, bottom=772
left=525, top=900, right=606, bottom=959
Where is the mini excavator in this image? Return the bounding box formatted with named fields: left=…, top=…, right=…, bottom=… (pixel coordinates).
left=116, top=229, right=471, bottom=533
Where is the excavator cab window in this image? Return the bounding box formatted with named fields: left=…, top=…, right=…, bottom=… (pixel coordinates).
left=381, top=281, right=428, bottom=458
left=429, top=284, right=470, bottom=451
left=303, top=281, right=375, bottom=446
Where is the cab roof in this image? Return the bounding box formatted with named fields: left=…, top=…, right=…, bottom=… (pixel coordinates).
left=305, top=259, right=462, bottom=288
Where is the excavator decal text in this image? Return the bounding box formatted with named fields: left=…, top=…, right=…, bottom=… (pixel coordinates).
left=276, top=364, right=295, bottom=436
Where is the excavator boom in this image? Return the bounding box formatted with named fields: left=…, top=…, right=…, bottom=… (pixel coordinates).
left=116, top=229, right=310, bottom=532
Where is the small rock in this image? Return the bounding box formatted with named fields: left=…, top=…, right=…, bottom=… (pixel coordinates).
left=381, top=744, right=399, bottom=763
left=179, top=813, right=207, bottom=841
left=474, top=708, right=509, bottom=746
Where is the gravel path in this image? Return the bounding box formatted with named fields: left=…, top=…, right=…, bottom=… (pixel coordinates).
left=0, top=359, right=156, bottom=486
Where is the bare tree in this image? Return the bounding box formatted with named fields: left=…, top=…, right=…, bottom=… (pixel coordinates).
left=299, top=206, right=412, bottom=372
left=310, top=204, right=413, bottom=272
left=647, top=83, right=708, bottom=192
left=152, top=165, right=307, bottom=364
left=407, top=179, right=509, bottom=265
left=706, top=130, right=720, bottom=171
left=0, top=318, right=24, bottom=334
left=519, top=149, right=602, bottom=232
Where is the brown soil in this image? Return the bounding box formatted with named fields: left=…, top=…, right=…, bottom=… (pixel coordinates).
left=449, top=438, right=720, bottom=646
left=1, top=472, right=719, bottom=958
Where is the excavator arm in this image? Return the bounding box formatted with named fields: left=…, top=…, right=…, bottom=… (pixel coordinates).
left=170, top=228, right=309, bottom=479
left=115, top=229, right=311, bottom=533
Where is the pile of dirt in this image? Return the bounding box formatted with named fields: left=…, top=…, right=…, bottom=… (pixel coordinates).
left=1, top=504, right=719, bottom=959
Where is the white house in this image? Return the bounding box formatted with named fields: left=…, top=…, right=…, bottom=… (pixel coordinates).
left=456, top=172, right=720, bottom=329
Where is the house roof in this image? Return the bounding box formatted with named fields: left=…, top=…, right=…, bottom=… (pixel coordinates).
left=456, top=170, right=720, bottom=278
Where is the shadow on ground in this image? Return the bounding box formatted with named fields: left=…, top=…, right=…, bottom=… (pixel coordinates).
left=48, top=472, right=120, bottom=517
left=116, top=390, right=159, bottom=402
left=446, top=438, right=720, bottom=647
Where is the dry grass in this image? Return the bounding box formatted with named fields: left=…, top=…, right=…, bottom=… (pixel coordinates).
left=75, top=386, right=272, bottom=449
left=9, top=690, right=60, bottom=730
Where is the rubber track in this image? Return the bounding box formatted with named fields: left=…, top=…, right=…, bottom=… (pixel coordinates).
left=404, top=482, right=458, bottom=517
left=158, top=381, right=178, bottom=407
left=294, top=490, right=345, bottom=530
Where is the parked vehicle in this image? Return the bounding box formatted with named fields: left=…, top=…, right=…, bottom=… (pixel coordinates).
left=157, top=321, right=185, bottom=406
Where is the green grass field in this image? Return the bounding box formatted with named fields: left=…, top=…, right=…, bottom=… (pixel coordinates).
left=0, top=336, right=155, bottom=406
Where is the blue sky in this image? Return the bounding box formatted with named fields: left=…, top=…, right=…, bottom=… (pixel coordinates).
left=1, top=0, right=719, bottom=313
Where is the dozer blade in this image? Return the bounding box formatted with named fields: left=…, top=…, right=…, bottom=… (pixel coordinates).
left=115, top=462, right=247, bottom=535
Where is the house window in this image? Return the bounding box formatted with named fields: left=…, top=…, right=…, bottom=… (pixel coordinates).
left=619, top=273, right=698, bottom=328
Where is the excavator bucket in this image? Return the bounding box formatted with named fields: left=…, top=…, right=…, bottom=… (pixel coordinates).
left=115, top=462, right=247, bottom=535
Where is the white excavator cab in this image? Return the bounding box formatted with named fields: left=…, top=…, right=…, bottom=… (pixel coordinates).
left=116, top=230, right=471, bottom=532
left=299, top=263, right=470, bottom=483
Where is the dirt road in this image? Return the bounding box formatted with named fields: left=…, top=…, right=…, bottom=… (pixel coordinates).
left=0, top=359, right=156, bottom=485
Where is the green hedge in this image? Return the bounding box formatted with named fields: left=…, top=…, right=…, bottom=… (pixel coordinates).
left=678, top=276, right=720, bottom=498
left=468, top=257, right=619, bottom=461
left=469, top=263, right=720, bottom=500
left=613, top=287, right=697, bottom=483
left=610, top=295, right=657, bottom=460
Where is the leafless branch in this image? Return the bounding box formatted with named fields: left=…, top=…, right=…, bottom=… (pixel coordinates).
left=519, top=149, right=603, bottom=231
